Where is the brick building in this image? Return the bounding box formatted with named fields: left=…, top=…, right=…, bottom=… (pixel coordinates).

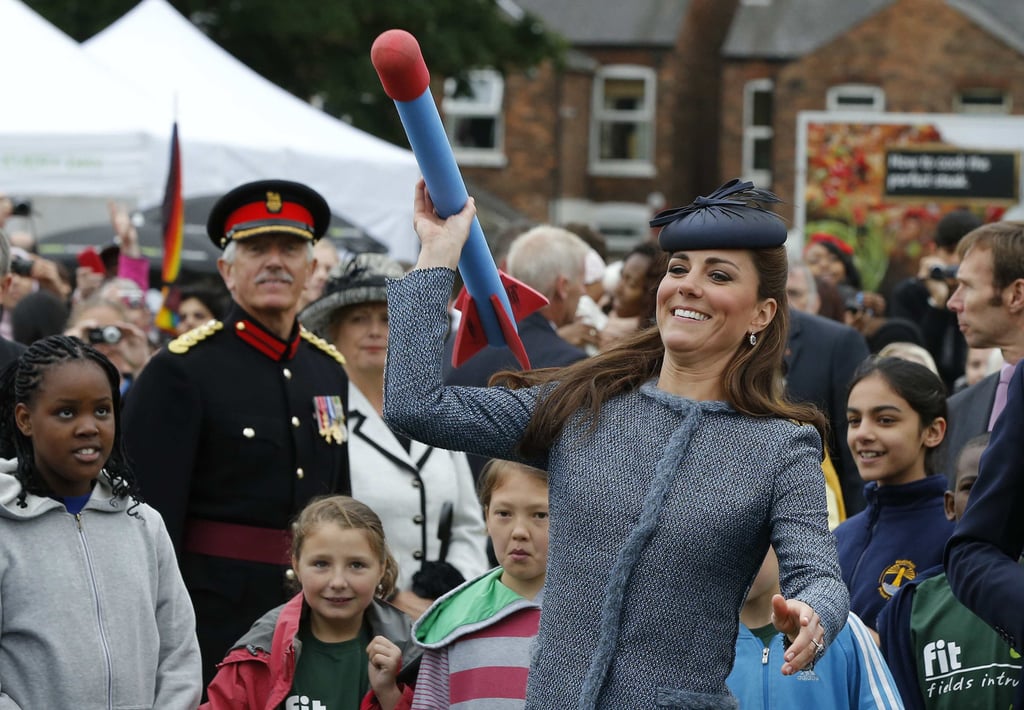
left=447, top=0, right=1024, bottom=252
left=721, top=0, right=1024, bottom=222
left=446, top=0, right=738, bottom=253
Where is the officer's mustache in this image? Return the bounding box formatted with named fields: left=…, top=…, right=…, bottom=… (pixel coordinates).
left=255, top=270, right=294, bottom=284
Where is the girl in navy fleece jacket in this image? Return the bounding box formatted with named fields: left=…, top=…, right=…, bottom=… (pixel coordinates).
left=834, top=356, right=954, bottom=633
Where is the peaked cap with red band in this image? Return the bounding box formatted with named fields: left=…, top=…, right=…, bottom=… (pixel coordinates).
left=206, top=179, right=331, bottom=249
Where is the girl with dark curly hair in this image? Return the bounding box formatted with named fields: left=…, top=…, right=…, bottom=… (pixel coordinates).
left=0, top=334, right=201, bottom=708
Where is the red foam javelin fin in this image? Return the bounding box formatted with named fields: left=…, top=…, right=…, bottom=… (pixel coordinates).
left=498, top=270, right=548, bottom=322
left=490, top=293, right=531, bottom=370
left=450, top=274, right=549, bottom=369
left=451, top=287, right=488, bottom=368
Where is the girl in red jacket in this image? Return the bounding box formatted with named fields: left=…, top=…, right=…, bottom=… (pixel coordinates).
left=203, top=496, right=420, bottom=710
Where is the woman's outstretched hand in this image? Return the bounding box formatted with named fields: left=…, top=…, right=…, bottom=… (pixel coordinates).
left=770, top=594, right=825, bottom=675
left=412, top=178, right=476, bottom=272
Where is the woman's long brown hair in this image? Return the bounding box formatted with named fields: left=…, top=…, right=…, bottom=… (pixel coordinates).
left=496, top=246, right=827, bottom=458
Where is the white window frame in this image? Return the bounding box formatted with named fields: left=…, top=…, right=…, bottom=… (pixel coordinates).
left=826, top=84, right=885, bottom=112
left=443, top=69, right=507, bottom=167
left=589, top=65, right=657, bottom=177
left=742, top=79, right=774, bottom=187
left=954, top=88, right=1011, bottom=115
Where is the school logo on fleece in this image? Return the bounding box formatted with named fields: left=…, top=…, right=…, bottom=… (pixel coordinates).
left=285, top=696, right=326, bottom=710
left=878, top=559, right=916, bottom=599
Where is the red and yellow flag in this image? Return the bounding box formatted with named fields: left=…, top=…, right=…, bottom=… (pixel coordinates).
left=155, top=123, right=184, bottom=334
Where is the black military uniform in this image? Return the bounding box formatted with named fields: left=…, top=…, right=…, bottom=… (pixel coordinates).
left=122, top=180, right=350, bottom=685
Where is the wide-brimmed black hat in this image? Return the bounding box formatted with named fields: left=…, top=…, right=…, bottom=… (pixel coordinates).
left=651, top=179, right=787, bottom=251
left=206, top=179, right=331, bottom=249
left=299, top=253, right=406, bottom=336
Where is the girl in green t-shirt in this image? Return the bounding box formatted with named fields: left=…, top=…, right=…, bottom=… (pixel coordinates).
left=202, top=496, right=420, bottom=709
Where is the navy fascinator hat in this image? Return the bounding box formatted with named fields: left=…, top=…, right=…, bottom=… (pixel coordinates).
left=651, top=179, right=787, bottom=252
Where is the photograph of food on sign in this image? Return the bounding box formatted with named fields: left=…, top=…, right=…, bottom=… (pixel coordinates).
left=795, top=112, right=1023, bottom=293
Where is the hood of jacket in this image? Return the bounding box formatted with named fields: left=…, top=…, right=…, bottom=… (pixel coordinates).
left=0, top=461, right=124, bottom=519
left=414, top=567, right=542, bottom=648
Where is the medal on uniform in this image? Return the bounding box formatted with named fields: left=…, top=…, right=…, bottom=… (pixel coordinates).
left=314, top=396, right=346, bottom=445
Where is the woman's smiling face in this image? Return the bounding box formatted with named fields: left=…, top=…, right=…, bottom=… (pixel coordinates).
left=656, top=249, right=775, bottom=369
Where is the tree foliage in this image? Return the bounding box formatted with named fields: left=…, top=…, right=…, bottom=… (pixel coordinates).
left=25, top=0, right=564, bottom=145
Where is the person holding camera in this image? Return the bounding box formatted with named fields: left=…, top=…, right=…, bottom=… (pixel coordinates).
left=63, top=295, right=151, bottom=394
left=0, top=229, right=26, bottom=369
left=0, top=193, right=32, bottom=230
left=4, top=245, right=71, bottom=333
left=889, top=210, right=982, bottom=391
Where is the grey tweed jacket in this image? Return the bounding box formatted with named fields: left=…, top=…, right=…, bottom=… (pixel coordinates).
left=384, top=269, right=849, bottom=710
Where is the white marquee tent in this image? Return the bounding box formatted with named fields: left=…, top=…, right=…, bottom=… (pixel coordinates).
left=0, top=0, right=167, bottom=201
left=84, top=0, right=421, bottom=261
left=0, top=0, right=421, bottom=260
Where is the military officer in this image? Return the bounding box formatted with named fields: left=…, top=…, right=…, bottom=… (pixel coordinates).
left=122, top=179, right=351, bottom=685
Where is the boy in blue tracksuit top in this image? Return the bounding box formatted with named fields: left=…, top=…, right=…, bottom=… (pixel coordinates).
left=728, top=547, right=904, bottom=709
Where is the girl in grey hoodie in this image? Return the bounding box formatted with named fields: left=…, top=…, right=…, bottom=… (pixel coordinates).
left=0, top=335, right=201, bottom=709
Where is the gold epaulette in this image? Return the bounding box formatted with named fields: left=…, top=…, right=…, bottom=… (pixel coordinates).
left=167, top=320, right=224, bottom=355
left=300, top=327, right=347, bottom=366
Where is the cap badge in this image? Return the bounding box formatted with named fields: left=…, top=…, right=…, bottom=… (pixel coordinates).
left=265, top=191, right=283, bottom=213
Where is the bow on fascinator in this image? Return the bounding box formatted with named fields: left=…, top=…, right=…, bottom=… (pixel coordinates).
left=650, top=179, right=781, bottom=227
left=650, top=178, right=788, bottom=251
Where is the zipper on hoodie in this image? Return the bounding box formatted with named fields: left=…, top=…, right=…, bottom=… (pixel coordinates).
left=762, top=645, right=770, bottom=707
left=76, top=513, right=115, bottom=710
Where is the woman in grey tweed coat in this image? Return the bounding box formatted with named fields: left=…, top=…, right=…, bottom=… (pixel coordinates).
left=384, top=179, right=850, bottom=709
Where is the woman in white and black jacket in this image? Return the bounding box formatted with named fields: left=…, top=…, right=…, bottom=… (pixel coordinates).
left=300, top=252, right=488, bottom=619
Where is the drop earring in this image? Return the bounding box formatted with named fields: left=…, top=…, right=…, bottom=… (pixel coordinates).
left=748, top=332, right=757, bottom=346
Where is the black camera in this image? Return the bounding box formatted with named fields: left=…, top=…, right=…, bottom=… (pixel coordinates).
left=86, top=326, right=123, bottom=345
left=928, top=264, right=958, bottom=281
left=838, top=285, right=864, bottom=313
left=9, top=198, right=32, bottom=217
left=10, top=255, right=33, bottom=277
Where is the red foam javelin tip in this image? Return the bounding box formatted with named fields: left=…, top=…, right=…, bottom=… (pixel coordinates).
left=371, top=29, right=430, bottom=102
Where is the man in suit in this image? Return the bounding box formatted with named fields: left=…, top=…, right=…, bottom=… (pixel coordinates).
left=945, top=338, right=1024, bottom=707
left=444, top=224, right=589, bottom=387
left=0, top=229, right=26, bottom=368
left=784, top=305, right=870, bottom=515
left=936, top=220, right=1024, bottom=482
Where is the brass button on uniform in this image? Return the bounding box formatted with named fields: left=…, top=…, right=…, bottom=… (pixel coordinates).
left=284, top=569, right=296, bottom=581
left=413, top=550, right=424, bottom=561
left=242, top=427, right=255, bottom=438
left=291, top=416, right=300, bottom=428
left=413, top=514, right=424, bottom=524
left=296, top=468, right=305, bottom=479
left=283, top=368, right=292, bottom=379
left=411, top=479, right=421, bottom=488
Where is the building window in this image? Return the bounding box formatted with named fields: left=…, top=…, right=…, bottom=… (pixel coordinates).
left=589, top=65, right=656, bottom=177
left=826, top=84, right=885, bottom=112
left=955, top=88, right=1010, bottom=115
left=742, top=79, right=773, bottom=187
left=443, top=69, right=506, bottom=166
